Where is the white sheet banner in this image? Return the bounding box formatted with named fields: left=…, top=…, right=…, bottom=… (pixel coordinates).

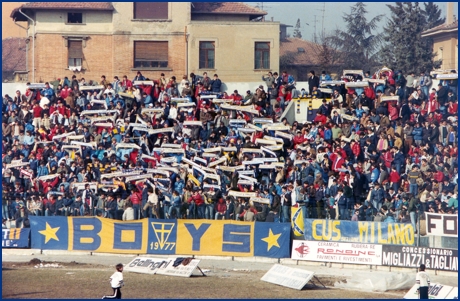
left=425, top=212, right=458, bottom=237
left=291, top=240, right=383, bottom=266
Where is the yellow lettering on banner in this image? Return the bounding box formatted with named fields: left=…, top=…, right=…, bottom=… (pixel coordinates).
left=358, top=222, right=368, bottom=243
left=371, top=222, right=375, bottom=243
left=377, top=223, right=387, bottom=244
left=97, top=218, right=149, bottom=254
left=176, top=220, right=254, bottom=257
left=81, top=225, right=94, bottom=231
left=80, top=237, right=94, bottom=244
left=394, top=224, right=403, bottom=244
left=331, top=221, right=341, bottom=241
left=68, top=217, right=74, bottom=251
left=405, top=225, right=415, bottom=245
left=322, top=220, right=332, bottom=240
left=121, top=230, right=136, bottom=243
left=311, top=220, right=322, bottom=240
left=387, top=224, right=395, bottom=244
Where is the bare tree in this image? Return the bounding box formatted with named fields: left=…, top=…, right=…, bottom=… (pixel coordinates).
left=310, top=31, right=342, bottom=76
left=2, top=38, right=27, bottom=81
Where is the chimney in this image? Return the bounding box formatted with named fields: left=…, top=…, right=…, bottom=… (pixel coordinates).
left=446, top=2, right=454, bottom=24
left=271, top=17, right=274, bottom=22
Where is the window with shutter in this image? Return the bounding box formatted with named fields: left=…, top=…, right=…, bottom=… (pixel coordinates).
left=134, top=41, right=168, bottom=68
left=133, top=2, right=168, bottom=20
left=199, top=42, right=215, bottom=69
left=68, top=40, right=83, bottom=67
left=254, top=42, right=270, bottom=70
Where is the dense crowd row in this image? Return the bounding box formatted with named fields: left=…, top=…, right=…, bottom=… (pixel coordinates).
left=2, top=68, right=458, bottom=232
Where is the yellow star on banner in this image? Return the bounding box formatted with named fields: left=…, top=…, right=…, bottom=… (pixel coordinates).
left=38, top=222, right=60, bottom=244
left=261, top=229, right=281, bottom=252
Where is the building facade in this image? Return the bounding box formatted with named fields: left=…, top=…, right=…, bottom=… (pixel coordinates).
left=11, top=2, right=280, bottom=83
left=422, top=20, right=458, bottom=71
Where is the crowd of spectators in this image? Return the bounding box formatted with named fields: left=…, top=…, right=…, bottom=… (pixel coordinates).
left=1, top=68, right=458, bottom=232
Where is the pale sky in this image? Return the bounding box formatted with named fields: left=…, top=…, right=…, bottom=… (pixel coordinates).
left=245, top=2, right=458, bottom=42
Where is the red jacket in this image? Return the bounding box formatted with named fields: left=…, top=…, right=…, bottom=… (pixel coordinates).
left=364, top=86, right=375, bottom=100
left=33, top=106, right=42, bottom=118
left=215, top=199, right=226, bottom=214
left=382, top=151, right=393, bottom=168
left=130, top=191, right=142, bottom=205
left=389, top=171, right=400, bottom=183
left=187, top=194, right=204, bottom=206
left=293, top=135, right=307, bottom=147
left=122, top=79, right=133, bottom=89
left=332, top=157, right=345, bottom=171
left=313, top=114, right=327, bottom=125
left=351, top=143, right=360, bottom=156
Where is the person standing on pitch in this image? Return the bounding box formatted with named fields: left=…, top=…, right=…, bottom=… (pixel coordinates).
left=416, top=264, right=430, bottom=299
left=102, top=263, right=124, bottom=299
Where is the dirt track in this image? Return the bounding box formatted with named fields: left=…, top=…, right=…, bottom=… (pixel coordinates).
left=2, top=260, right=405, bottom=299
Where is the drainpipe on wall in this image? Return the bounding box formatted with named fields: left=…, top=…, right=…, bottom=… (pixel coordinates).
left=19, top=8, right=35, bottom=82
left=185, top=26, right=190, bottom=78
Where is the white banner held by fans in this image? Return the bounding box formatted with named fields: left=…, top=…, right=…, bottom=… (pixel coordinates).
left=52, top=131, right=76, bottom=140
left=261, top=264, right=315, bottom=290
left=80, top=110, right=118, bottom=116
left=208, top=156, right=227, bottom=167
left=291, top=240, right=382, bottom=266
left=148, top=127, right=175, bottom=135
left=250, top=197, right=270, bottom=205
left=275, top=131, right=293, bottom=140
left=227, top=191, right=257, bottom=198
left=6, top=161, right=30, bottom=169
left=37, top=174, right=60, bottom=181
left=425, top=212, right=458, bottom=237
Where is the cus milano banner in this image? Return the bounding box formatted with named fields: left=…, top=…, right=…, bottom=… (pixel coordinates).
left=303, top=219, right=415, bottom=246
left=29, top=217, right=291, bottom=258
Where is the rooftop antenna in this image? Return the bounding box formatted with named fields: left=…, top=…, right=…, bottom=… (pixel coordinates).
left=317, top=2, right=326, bottom=36
left=255, top=2, right=271, bottom=21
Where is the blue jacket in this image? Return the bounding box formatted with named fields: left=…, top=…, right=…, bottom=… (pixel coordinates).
left=41, top=88, right=54, bottom=98
left=370, top=168, right=380, bottom=183
left=338, top=195, right=347, bottom=208
left=412, top=127, right=423, bottom=141
left=370, top=188, right=384, bottom=203
left=174, top=180, right=185, bottom=195
left=37, top=165, right=49, bottom=177
left=324, top=129, right=332, bottom=140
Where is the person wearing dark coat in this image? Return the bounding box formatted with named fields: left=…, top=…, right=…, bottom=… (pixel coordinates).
left=307, top=70, right=320, bottom=95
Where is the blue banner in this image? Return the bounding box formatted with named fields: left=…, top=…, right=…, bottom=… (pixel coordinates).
left=2, top=228, right=30, bottom=248
left=28, top=217, right=291, bottom=257
left=147, top=219, right=177, bottom=255
left=303, top=219, right=415, bottom=246
left=254, top=222, right=291, bottom=258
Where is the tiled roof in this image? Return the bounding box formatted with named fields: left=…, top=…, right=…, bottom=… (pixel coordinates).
left=422, top=20, right=458, bottom=35
left=191, top=2, right=266, bottom=15
left=280, top=38, right=323, bottom=66
left=21, top=2, right=113, bottom=10
left=10, top=2, right=113, bottom=19
left=2, top=37, right=27, bottom=72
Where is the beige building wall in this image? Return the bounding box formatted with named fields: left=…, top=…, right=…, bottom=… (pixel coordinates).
left=112, top=2, right=190, bottom=32
left=432, top=34, right=458, bottom=70
left=33, top=34, right=114, bottom=82
left=2, top=2, right=27, bottom=38
left=34, top=10, right=113, bottom=34
left=187, top=22, right=280, bottom=82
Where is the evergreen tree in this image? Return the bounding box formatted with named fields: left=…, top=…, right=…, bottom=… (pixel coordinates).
left=422, top=2, right=445, bottom=30
left=293, top=18, right=302, bottom=38
left=332, top=2, right=383, bottom=71
left=379, top=2, right=441, bottom=74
